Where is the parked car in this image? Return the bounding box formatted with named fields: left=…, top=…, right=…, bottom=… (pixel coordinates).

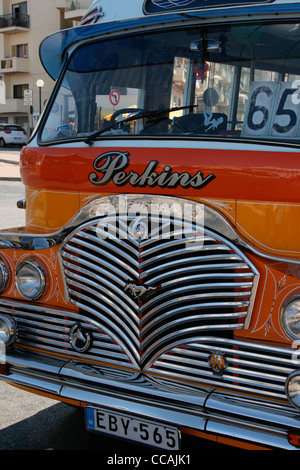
left=0, top=124, right=27, bottom=147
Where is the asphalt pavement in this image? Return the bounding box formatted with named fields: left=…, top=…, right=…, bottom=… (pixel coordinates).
left=0, top=148, right=21, bottom=181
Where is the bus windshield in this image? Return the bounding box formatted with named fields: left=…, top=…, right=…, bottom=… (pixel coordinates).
left=40, top=20, right=300, bottom=144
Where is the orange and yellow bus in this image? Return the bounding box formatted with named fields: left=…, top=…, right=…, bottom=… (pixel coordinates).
left=2, top=0, right=300, bottom=450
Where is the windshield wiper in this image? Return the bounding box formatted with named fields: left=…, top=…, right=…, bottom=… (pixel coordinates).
left=84, top=105, right=196, bottom=145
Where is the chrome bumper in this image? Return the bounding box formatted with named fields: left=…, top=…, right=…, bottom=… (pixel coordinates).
left=1, top=348, right=300, bottom=450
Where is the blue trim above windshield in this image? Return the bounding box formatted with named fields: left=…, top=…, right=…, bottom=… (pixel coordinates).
left=39, top=2, right=300, bottom=81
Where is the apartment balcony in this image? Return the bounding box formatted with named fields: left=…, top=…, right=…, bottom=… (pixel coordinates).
left=0, top=98, right=27, bottom=114
left=0, top=13, right=30, bottom=33
left=0, top=57, right=30, bottom=74
left=56, top=0, right=90, bottom=21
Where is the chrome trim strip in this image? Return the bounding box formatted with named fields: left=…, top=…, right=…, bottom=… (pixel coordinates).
left=1, top=349, right=300, bottom=450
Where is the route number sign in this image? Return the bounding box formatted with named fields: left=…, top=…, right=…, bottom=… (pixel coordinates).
left=242, top=81, right=300, bottom=139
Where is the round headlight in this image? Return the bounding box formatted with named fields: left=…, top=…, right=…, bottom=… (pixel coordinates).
left=16, top=259, right=46, bottom=300
left=281, top=298, right=300, bottom=341
left=286, top=371, right=300, bottom=409
left=0, top=315, right=16, bottom=346
left=0, top=262, right=8, bottom=293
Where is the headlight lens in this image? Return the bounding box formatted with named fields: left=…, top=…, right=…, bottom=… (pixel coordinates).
left=16, top=259, right=46, bottom=300
left=286, top=372, right=300, bottom=409
left=281, top=298, right=300, bottom=341
left=0, top=315, right=16, bottom=346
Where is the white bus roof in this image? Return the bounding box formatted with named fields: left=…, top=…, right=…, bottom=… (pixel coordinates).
left=40, top=0, right=300, bottom=81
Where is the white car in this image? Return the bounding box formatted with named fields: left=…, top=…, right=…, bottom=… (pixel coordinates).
left=0, top=124, right=27, bottom=147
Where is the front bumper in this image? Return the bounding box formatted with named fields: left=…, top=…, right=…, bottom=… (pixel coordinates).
left=1, top=348, right=300, bottom=450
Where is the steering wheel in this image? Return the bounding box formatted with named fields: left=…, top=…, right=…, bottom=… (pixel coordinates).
left=110, top=108, right=144, bottom=125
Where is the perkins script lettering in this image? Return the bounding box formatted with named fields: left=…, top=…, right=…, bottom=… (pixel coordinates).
left=88, top=151, right=216, bottom=190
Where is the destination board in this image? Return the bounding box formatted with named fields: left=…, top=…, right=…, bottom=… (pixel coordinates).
left=242, top=81, right=300, bottom=139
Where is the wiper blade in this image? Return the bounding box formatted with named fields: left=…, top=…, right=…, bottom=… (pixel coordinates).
left=84, top=105, right=195, bottom=144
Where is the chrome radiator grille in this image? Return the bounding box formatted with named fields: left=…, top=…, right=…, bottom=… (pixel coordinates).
left=1, top=299, right=296, bottom=402
left=59, top=209, right=259, bottom=370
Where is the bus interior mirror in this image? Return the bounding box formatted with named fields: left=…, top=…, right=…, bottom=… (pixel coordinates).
left=190, top=39, right=220, bottom=53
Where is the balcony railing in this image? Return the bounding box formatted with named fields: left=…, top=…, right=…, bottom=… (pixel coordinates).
left=67, top=0, right=91, bottom=10
left=0, top=98, right=27, bottom=113
left=0, top=14, right=30, bottom=30
left=0, top=57, right=30, bottom=73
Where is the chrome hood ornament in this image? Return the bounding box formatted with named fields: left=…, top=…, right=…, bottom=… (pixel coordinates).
left=124, top=281, right=160, bottom=301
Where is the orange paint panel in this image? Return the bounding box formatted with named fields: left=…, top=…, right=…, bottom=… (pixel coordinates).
left=237, top=201, right=300, bottom=257
left=25, top=187, right=81, bottom=232
left=236, top=252, right=300, bottom=344
left=20, top=146, right=300, bottom=203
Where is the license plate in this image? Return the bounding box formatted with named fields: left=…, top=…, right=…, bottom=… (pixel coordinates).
left=85, top=406, right=180, bottom=450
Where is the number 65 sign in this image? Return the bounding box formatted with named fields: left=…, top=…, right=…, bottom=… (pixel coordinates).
left=242, top=81, right=300, bottom=139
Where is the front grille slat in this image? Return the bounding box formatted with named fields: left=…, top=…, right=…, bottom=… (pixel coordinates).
left=75, top=230, right=140, bottom=267
left=142, top=282, right=253, bottom=312
left=140, top=238, right=226, bottom=259
left=66, top=273, right=138, bottom=317
left=63, top=244, right=138, bottom=280
left=68, top=289, right=140, bottom=340
left=62, top=254, right=137, bottom=292
left=147, top=270, right=254, bottom=285
left=141, top=294, right=250, bottom=317
left=143, top=260, right=250, bottom=277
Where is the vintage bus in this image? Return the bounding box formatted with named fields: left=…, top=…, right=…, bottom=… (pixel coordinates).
left=2, top=0, right=300, bottom=451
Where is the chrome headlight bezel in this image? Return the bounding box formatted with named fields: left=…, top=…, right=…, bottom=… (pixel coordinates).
left=286, top=371, right=300, bottom=410
left=281, top=297, right=300, bottom=342
left=0, top=258, right=9, bottom=294
left=0, top=315, right=16, bottom=346
left=16, top=258, right=46, bottom=300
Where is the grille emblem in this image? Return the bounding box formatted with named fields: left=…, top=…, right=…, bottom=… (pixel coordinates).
left=124, top=281, right=160, bottom=300
left=130, top=218, right=148, bottom=240
left=208, top=351, right=228, bottom=376
left=69, top=323, right=91, bottom=353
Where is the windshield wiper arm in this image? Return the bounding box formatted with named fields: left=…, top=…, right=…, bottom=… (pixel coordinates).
left=84, top=105, right=196, bottom=145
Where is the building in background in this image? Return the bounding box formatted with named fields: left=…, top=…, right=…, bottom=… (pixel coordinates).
left=0, top=0, right=91, bottom=134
